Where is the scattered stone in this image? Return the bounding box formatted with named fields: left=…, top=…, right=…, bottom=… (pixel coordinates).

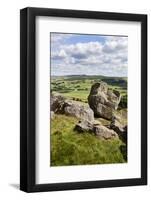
left=88, top=81, right=121, bottom=119
left=51, top=85, right=127, bottom=142
left=74, top=119, right=118, bottom=140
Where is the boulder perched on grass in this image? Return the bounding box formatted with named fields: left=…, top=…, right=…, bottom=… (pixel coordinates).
left=88, top=81, right=121, bottom=120
left=75, top=119, right=118, bottom=140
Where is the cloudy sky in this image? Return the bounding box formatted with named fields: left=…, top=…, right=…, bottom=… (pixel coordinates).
left=50, top=33, right=128, bottom=77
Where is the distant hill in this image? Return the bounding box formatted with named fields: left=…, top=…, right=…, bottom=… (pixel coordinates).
left=52, top=74, right=127, bottom=80
left=51, top=75, right=127, bottom=87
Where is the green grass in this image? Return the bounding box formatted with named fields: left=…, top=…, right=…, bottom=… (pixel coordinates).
left=51, top=114, right=127, bottom=166
left=61, top=90, right=90, bottom=102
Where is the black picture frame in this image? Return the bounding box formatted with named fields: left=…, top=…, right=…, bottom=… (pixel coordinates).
left=20, top=7, right=147, bottom=193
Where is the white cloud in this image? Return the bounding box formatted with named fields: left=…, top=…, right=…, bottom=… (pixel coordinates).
left=103, top=37, right=127, bottom=53
left=51, top=35, right=128, bottom=77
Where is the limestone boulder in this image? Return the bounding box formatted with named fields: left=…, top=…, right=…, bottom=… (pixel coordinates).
left=51, top=93, right=94, bottom=121
left=88, top=81, right=121, bottom=119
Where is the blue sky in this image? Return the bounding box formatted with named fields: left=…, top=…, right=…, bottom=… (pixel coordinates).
left=50, top=33, right=128, bottom=77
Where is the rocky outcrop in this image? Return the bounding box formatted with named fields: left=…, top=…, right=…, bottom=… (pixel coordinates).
left=51, top=94, right=94, bottom=121
left=75, top=119, right=118, bottom=140
left=110, top=117, right=127, bottom=143
left=88, top=82, right=121, bottom=120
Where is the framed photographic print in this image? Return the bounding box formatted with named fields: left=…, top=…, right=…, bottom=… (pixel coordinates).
left=20, top=7, right=147, bottom=192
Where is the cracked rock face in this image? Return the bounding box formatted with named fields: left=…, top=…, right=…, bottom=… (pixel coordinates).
left=88, top=82, right=121, bottom=120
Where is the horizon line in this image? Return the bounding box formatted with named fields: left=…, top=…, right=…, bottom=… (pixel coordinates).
left=51, top=74, right=127, bottom=78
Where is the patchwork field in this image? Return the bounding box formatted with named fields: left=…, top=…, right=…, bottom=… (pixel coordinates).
left=51, top=75, right=127, bottom=102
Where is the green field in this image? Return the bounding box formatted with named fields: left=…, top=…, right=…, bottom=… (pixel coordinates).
left=50, top=75, right=127, bottom=166
left=51, top=75, right=127, bottom=103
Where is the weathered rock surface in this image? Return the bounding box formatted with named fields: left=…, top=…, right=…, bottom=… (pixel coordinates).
left=51, top=94, right=94, bottom=121
left=110, top=117, right=127, bottom=143
left=75, top=119, right=118, bottom=140
left=88, top=82, right=121, bottom=120
left=64, top=100, right=94, bottom=122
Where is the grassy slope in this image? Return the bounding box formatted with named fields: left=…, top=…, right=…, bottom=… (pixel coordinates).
left=51, top=114, right=127, bottom=166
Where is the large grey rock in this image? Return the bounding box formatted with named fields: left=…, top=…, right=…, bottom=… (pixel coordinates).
left=88, top=82, right=121, bottom=119
left=74, top=119, right=118, bottom=140
left=51, top=94, right=94, bottom=121
left=64, top=100, right=94, bottom=122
